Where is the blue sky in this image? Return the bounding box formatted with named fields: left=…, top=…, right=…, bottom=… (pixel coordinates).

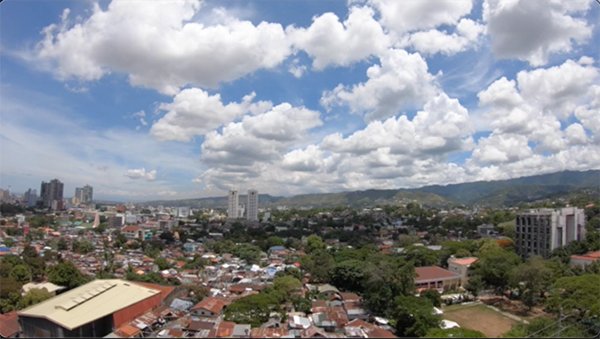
left=1, top=0, right=599, bottom=201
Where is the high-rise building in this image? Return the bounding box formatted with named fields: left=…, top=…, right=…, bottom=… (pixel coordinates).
left=515, top=207, right=586, bottom=259
left=24, top=189, right=38, bottom=207
left=247, top=189, right=258, bottom=221
left=40, top=179, right=64, bottom=210
left=75, top=185, right=93, bottom=204
left=227, top=190, right=239, bottom=219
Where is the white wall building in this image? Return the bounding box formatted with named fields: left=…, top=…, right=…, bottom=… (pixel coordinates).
left=515, top=207, right=586, bottom=258
left=247, top=189, right=258, bottom=221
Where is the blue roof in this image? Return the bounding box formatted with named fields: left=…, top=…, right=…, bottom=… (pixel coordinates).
left=0, top=246, right=11, bottom=252
left=269, top=246, right=286, bottom=251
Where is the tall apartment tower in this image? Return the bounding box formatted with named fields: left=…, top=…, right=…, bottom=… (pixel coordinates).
left=40, top=179, right=64, bottom=210
left=247, top=189, right=258, bottom=221
left=227, top=190, right=239, bottom=219
left=75, top=185, right=94, bottom=204
left=24, top=189, right=38, bottom=207
left=515, top=207, right=586, bottom=259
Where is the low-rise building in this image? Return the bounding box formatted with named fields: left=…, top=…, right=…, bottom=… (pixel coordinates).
left=570, top=250, right=600, bottom=268
left=415, top=266, right=461, bottom=292
left=190, top=297, right=227, bottom=318
left=447, top=257, right=478, bottom=285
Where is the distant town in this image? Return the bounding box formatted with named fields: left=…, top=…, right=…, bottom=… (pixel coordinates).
left=0, top=177, right=599, bottom=338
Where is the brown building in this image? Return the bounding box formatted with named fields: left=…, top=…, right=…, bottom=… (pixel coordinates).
left=415, top=266, right=461, bottom=292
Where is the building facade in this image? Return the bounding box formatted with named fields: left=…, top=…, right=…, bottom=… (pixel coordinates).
left=24, top=189, right=38, bottom=207
left=40, top=179, right=64, bottom=210
left=247, top=189, right=258, bottom=221
left=515, top=207, right=586, bottom=259
left=227, top=190, right=239, bottom=219
left=74, top=185, right=93, bottom=205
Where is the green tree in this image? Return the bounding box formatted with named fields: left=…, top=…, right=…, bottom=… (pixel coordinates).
left=509, top=256, right=553, bottom=309
left=72, top=239, right=94, bottom=254
left=154, top=257, right=170, bottom=270
left=403, top=245, right=440, bottom=266
left=331, top=260, right=366, bottom=292
left=18, top=288, right=53, bottom=309
left=546, top=274, right=600, bottom=321
left=364, top=258, right=415, bottom=316
left=47, top=261, right=88, bottom=290
left=224, top=292, right=281, bottom=327
left=232, top=243, right=263, bottom=265
left=10, top=264, right=32, bottom=284
left=305, top=235, right=326, bottom=253
left=392, top=296, right=440, bottom=337
left=57, top=238, right=69, bottom=251
left=300, top=249, right=334, bottom=283
left=472, top=243, right=520, bottom=291
left=21, top=245, right=46, bottom=281
left=421, top=289, right=442, bottom=307
left=426, top=327, right=485, bottom=338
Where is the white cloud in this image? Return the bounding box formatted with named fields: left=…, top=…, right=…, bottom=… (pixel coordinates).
left=200, top=103, right=322, bottom=166
left=367, top=0, right=474, bottom=35
left=483, top=0, right=592, bottom=66
left=321, top=93, right=472, bottom=157
left=150, top=88, right=271, bottom=142
left=476, top=58, right=599, bottom=151
left=471, top=133, right=533, bottom=164
left=35, top=0, right=291, bottom=94
left=126, top=168, right=157, bottom=181
left=321, top=48, right=438, bottom=121
left=407, top=19, right=485, bottom=56
left=288, top=6, right=388, bottom=70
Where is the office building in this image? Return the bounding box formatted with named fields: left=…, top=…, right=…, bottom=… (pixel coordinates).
left=23, top=189, right=38, bottom=207
left=227, top=190, right=239, bottom=219
left=75, top=185, right=93, bottom=205
left=515, top=207, right=586, bottom=259
left=247, top=189, right=258, bottom=221
left=40, top=179, right=64, bottom=210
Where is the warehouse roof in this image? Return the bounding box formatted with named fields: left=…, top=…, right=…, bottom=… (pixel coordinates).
left=18, top=279, right=160, bottom=330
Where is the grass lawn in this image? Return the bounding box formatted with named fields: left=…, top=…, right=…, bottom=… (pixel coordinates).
left=442, top=303, right=519, bottom=337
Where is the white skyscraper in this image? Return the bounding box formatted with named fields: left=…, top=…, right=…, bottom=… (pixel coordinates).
left=247, top=189, right=258, bottom=221
left=228, top=190, right=239, bottom=219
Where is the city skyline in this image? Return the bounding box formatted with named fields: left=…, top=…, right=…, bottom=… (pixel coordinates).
left=1, top=0, right=600, bottom=201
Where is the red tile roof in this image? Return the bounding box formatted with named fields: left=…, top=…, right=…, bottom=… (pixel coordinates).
left=250, top=328, right=289, bottom=338
left=571, top=250, right=600, bottom=261
left=122, top=225, right=141, bottom=233
left=191, top=297, right=226, bottom=314
left=415, top=266, right=460, bottom=282
left=115, top=324, right=141, bottom=338
left=215, top=321, right=235, bottom=337
left=0, top=311, right=20, bottom=338
left=449, top=257, right=479, bottom=266
left=339, top=292, right=361, bottom=302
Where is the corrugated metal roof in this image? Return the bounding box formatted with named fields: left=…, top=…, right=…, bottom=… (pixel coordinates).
left=18, top=279, right=160, bottom=330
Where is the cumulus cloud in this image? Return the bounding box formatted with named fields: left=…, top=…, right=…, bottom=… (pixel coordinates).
left=288, top=6, right=389, bottom=70
left=35, top=0, right=291, bottom=94
left=407, top=19, right=485, bottom=56
left=483, top=0, right=592, bottom=66
left=321, top=48, right=438, bottom=121
left=125, top=168, right=157, bottom=181
left=150, top=88, right=271, bottom=142
left=476, top=58, right=599, bottom=151
left=200, top=103, right=322, bottom=166
left=322, top=93, right=472, bottom=157
left=367, top=0, right=474, bottom=35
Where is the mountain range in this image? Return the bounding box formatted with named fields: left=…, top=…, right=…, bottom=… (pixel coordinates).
left=143, top=170, right=600, bottom=209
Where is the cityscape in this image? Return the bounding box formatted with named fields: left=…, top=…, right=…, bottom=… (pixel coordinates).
left=1, top=0, right=600, bottom=339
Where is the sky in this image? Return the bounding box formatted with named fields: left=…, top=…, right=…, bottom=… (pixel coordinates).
left=0, top=0, right=599, bottom=202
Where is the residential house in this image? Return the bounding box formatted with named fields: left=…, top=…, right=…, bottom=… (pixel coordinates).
left=190, top=297, right=227, bottom=318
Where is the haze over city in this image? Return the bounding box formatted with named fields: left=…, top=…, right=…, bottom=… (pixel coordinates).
left=1, top=0, right=599, bottom=201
